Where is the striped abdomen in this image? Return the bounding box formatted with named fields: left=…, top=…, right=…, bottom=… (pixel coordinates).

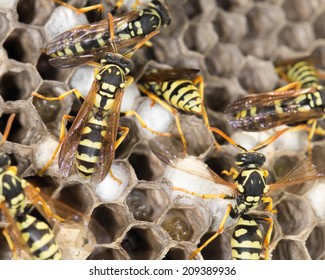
left=157, top=80, right=202, bottom=114
left=0, top=171, right=27, bottom=217
left=16, top=214, right=61, bottom=260
left=231, top=214, right=262, bottom=260
left=285, top=61, right=318, bottom=88
left=75, top=112, right=109, bottom=178
left=75, top=64, right=124, bottom=179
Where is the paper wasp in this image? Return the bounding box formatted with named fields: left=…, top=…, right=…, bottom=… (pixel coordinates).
left=137, top=67, right=218, bottom=153
left=149, top=126, right=325, bottom=259
left=33, top=15, right=169, bottom=184
left=226, top=57, right=325, bottom=143
left=47, top=0, right=171, bottom=68
left=0, top=114, right=99, bottom=259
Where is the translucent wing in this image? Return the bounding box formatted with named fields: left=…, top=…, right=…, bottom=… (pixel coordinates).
left=47, top=11, right=142, bottom=68
left=139, top=68, right=200, bottom=83
left=149, top=137, right=237, bottom=193
left=269, top=153, right=325, bottom=191
left=0, top=203, right=35, bottom=260
left=58, top=79, right=98, bottom=177
left=23, top=183, right=105, bottom=259
left=226, top=87, right=325, bottom=131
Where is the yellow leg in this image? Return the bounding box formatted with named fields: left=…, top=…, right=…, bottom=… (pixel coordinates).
left=2, top=228, right=19, bottom=260
left=261, top=217, right=274, bottom=260
left=274, top=82, right=302, bottom=92
left=138, top=85, right=187, bottom=153
left=123, top=110, right=171, bottom=137
left=38, top=114, right=74, bottom=176
left=24, top=185, right=65, bottom=222
left=32, top=88, right=85, bottom=103
left=262, top=196, right=277, bottom=214
left=51, top=0, right=103, bottom=14
left=115, top=126, right=129, bottom=150
left=190, top=204, right=233, bottom=259
left=0, top=113, right=16, bottom=145
left=221, top=167, right=239, bottom=180
left=192, top=76, right=221, bottom=151
left=109, top=126, right=130, bottom=185
left=171, top=186, right=233, bottom=200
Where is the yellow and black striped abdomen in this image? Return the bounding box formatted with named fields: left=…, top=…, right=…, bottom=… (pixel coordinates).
left=231, top=214, right=262, bottom=260
left=160, top=80, right=202, bottom=114
left=75, top=64, right=125, bottom=179
left=286, top=61, right=318, bottom=88
left=16, top=214, right=61, bottom=260
left=76, top=114, right=109, bottom=178
left=0, top=171, right=27, bottom=217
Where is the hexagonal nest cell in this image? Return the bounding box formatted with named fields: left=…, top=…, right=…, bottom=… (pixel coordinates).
left=0, top=0, right=325, bottom=261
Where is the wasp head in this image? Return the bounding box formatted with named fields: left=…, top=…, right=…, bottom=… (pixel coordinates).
left=150, top=0, right=172, bottom=27
left=100, top=53, right=133, bottom=75
left=235, top=152, right=265, bottom=168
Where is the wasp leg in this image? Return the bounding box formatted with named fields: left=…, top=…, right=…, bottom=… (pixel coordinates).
left=108, top=126, right=130, bottom=185
left=137, top=85, right=187, bottom=153
left=51, top=0, right=103, bottom=14
left=262, top=196, right=277, bottom=214
left=32, top=88, right=85, bottom=104
left=38, top=114, right=75, bottom=176
left=123, top=110, right=171, bottom=137
left=274, top=81, right=302, bottom=92
left=190, top=204, right=233, bottom=260
left=221, top=167, right=239, bottom=180
left=2, top=227, right=19, bottom=260
left=172, top=186, right=233, bottom=200
left=0, top=113, right=16, bottom=145
left=24, top=185, right=65, bottom=222
left=261, top=217, right=274, bottom=260
left=192, top=76, right=221, bottom=151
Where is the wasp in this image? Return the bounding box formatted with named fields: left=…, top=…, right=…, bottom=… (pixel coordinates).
left=137, top=68, right=218, bottom=153
left=0, top=114, right=99, bottom=259
left=149, top=126, right=324, bottom=259
left=47, top=0, right=171, bottom=68
left=0, top=114, right=61, bottom=260
left=33, top=15, right=168, bottom=184
left=226, top=57, right=325, bottom=143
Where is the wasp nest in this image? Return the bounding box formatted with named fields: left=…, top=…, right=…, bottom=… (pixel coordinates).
left=0, top=0, right=325, bottom=260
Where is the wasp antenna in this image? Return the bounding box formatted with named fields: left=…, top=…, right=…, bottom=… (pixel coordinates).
left=107, top=12, right=118, bottom=53
left=124, top=30, right=160, bottom=59
left=209, top=127, right=247, bottom=152
left=253, top=125, right=309, bottom=152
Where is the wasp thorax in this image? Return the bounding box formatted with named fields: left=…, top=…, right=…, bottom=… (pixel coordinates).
left=235, top=152, right=266, bottom=167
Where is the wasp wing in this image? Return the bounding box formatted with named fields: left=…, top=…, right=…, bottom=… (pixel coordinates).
left=269, top=153, right=325, bottom=191
left=0, top=203, right=35, bottom=259
left=139, top=68, right=200, bottom=83
left=58, top=79, right=98, bottom=178
left=149, top=137, right=237, bottom=193
left=47, top=11, right=142, bottom=68
left=226, top=87, right=325, bottom=131
left=23, top=183, right=107, bottom=259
